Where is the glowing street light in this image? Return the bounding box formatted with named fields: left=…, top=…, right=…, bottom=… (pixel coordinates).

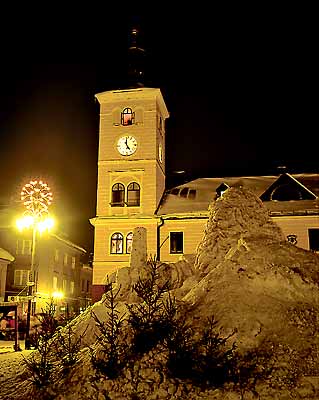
left=52, top=291, right=64, bottom=300
left=16, top=179, right=54, bottom=350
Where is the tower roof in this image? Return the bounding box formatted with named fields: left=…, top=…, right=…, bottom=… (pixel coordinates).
left=127, top=26, right=146, bottom=88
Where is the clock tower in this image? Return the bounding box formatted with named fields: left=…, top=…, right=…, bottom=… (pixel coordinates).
left=90, top=87, right=169, bottom=296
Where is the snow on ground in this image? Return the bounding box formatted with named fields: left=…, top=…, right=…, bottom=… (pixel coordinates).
left=0, top=341, right=34, bottom=400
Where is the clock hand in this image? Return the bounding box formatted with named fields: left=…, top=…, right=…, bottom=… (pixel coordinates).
left=125, top=138, right=130, bottom=149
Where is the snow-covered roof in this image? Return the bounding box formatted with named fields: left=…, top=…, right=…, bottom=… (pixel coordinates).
left=157, top=173, right=319, bottom=216
left=0, top=248, right=14, bottom=262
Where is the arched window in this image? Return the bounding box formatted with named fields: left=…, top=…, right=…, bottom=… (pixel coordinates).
left=121, top=107, right=135, bottom=126
left=110, top=233, right=123, bottom=254
left=126, top=232, right=133, bottom=254
left=127, top=182, right=140, bottom=206
left=111, top=183, right=125, bottom=206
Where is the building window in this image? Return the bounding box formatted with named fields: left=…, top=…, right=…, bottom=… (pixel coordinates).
left=111, top=233, right=123, bottom=254
left=309, top=229, right=319, bottom=252
left=126, top=232, right=133, bottom=254
left=63, top=254, right=68, bottom=266
left=121, top=107, right=135, bottom=126
left=71, top=256, right=76, bottom=269
left=54, top=249, right=59, bottom=262
left=127, top=182, right=140, bottom=206
left=62, top=279, right=67, bottom=293
left=14, top=270, right=29, bottom=286
left=70, top=281, right=75, bottom=294
left=170, top=232, right=184, bottom=254
left=53, top=276, right=58, bottom=290
left=111, top=183, right=125, bottom=206
left=16, top=239, right=32, bottom=255
left=180, top=188, right=188, bottom=198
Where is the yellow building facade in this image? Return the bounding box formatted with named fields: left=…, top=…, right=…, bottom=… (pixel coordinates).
left=90, top=87, right=169, bottom=299
left=91, top=86, right=319, bottom=301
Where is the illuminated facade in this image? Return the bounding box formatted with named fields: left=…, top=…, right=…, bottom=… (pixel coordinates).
left=0, top=218, right=92, bottom=316
left=90, top=86, right=319, bottom=301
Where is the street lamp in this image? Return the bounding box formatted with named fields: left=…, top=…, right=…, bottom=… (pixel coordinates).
left=16, top=180, right=54, bottom=350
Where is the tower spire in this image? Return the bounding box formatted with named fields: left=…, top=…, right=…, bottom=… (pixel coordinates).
left=127, top=26, right=146, bottom=88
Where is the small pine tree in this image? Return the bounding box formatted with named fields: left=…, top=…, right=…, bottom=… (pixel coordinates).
left=126, top=256, right=172, bottom=354
left=22, top=298, right=59, bottom=388
left=55, top=323, right=88, bottom=372
left=91, top=280, right=126, bottom=378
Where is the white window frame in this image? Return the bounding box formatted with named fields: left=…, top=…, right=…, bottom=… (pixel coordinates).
left=53, top=276, right=58, bottom=290
left=16, top=239, right=32, bottom=255
left=14, top=270, right=29, bottom=286
left=63, top=254, right=68, bottom=266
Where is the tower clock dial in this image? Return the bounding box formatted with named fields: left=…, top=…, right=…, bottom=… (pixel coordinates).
left=117, top=135, right=137, bottom=156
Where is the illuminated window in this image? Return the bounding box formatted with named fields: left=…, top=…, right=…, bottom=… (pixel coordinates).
left=16, top=239, right=32, bottom=255
left=62, top=279, right=67, bottom=292
left=111, top=183, right=125, bottom=206
left=70, top=281, right=75, bottom=294
left=127, top=182, right=140, bottom=206
left=126, top=232, right=133, bottom=253
left=309, top=229, right=319, bottom=252
left=54, top=249, right=59, bottom=262
left=111, top=233, right=123, bottom=254
left=53, top=276, right=58, bottom=290
left=121, top=107, right=135, bottom=126
left=14, top=270, right=29, bottom=286
left=63, top=254, right=68, bottom=266
left=71, top=256, right=76, bottom=269
left=170, top=232, right=184, bottom=254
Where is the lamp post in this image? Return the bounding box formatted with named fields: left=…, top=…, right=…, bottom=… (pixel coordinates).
left=16, top=180, right=53, bottom=350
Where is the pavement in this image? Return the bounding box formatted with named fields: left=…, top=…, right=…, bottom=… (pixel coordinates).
left=0, top=339, right=25, bottom=353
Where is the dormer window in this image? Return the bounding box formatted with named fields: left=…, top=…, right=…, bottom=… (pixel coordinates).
left=121, top=108, right=135, bottom=126
left=216, top=183, right=230, bottom=198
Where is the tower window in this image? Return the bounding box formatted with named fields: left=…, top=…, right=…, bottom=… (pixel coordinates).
left=170, top=232, right=184, bottom=254
left=111, top=183, right=125, bottom=206
left=127, top=182, right=140, bottom=206
left=111, top=233, right=123, bottom=254
left=309, top=229, right=319, bottom=252
left=121, top=107, right=135, bottom=126
left=126, top=232, right=133, bottom=253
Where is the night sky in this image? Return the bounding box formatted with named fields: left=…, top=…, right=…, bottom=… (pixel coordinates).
left=0, top=9, right=317, bottom=252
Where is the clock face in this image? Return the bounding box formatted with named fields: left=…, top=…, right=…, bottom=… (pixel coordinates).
left=117, top=135, right=137, bottom=156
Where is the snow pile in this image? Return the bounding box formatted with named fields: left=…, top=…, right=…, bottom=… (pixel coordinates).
left=2, top=187, right=319, bottom=399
